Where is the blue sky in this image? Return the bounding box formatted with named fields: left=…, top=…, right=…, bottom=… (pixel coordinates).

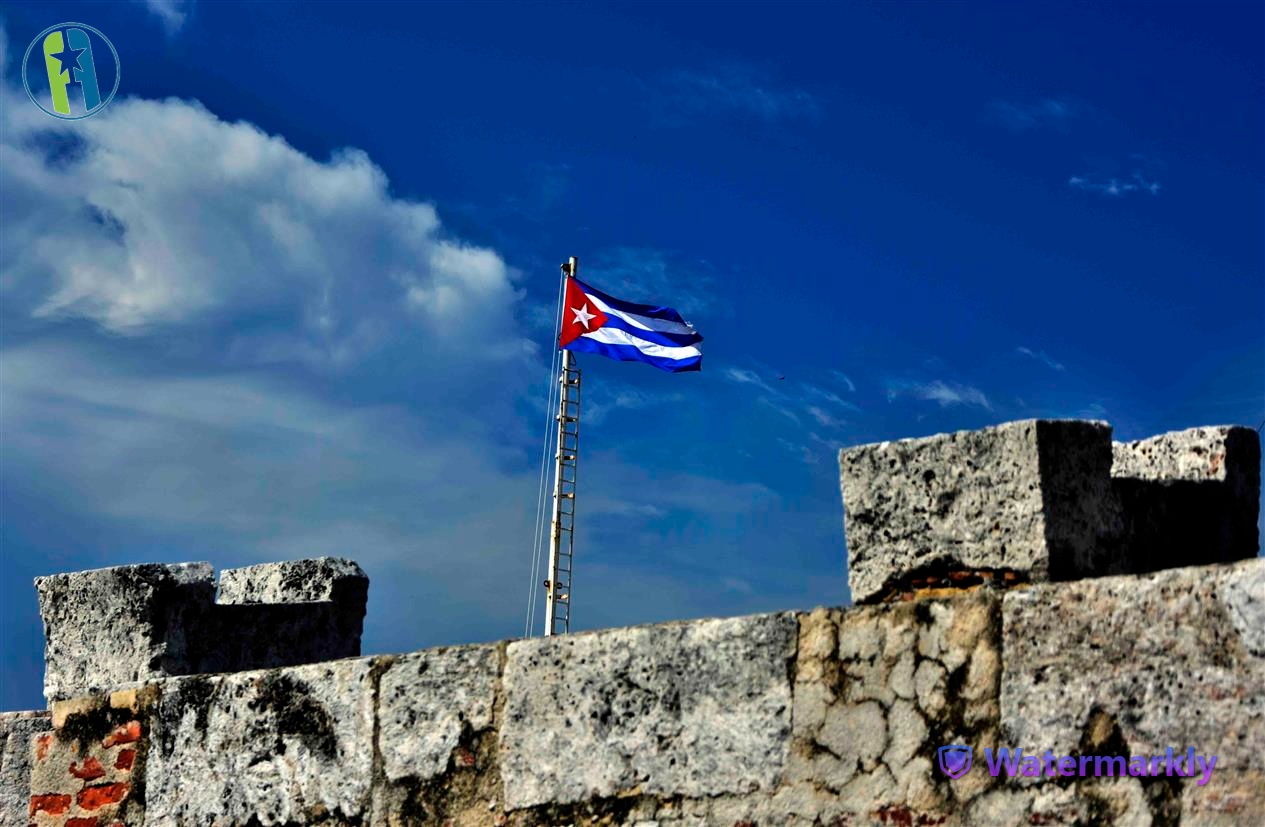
left=1, top=0, right=1261, bottom=710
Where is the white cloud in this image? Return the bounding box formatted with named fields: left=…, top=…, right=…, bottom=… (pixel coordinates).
left=991, top=98, right=1076, bottom=131
left=804, top=383, right=861, bottom=413
left=1068, top=172, right=1161, bottom=197
left=657, top=64, right=819, bottom=124
left=831, top=371, right=857, bottom=393
left=1, top=91, right=527, bottom=370
left=1016, top=346, right=1066, bottom=372
left=777, top=437, right=820, bottom=466
left=585, top=247, right=718, bottom=317
left=806, top=405, right=845, bottom=428
left=724, top=367, right=778, bottom=394
left=0, top=342, right=532, bottom=562
left=759, top=396, right=801, bottom=425
left=585, top=385, right=683, bottom=425
left=886, top=379, right=992, bottom=410
left=145, top=0, right=192, bottom=34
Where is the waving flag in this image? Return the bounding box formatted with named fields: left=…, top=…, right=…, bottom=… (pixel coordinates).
left=559, top=278, right=703, bottom=372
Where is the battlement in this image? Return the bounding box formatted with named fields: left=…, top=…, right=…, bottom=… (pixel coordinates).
left=4, top=420, right=1261, bottom=826
left=35, top=557, right=367, bottom=703
left=840, top=420, right=1259, bottom=603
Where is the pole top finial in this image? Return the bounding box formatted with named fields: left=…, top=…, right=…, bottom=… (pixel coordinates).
left=562, top=257, right=578, bottom=278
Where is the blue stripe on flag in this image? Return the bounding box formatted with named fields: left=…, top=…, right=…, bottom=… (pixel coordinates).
left=597, top=313, right=703, bottom=348
left=563, top=334, right=702, bottom=373
left=575, top=279, right=689, bottom=324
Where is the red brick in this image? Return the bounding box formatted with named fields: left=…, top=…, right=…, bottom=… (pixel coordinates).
left=101, top=721, right=141, bottom=748
left=114, top=749, right=136, bottom=771
left=77, top=782, right=130, bottom=810
left=35, top=734, right=53, bottom=761
left=70, top=756, right=107, bottom=781
left=29, top=793, right=71, bottom=815
left=67, top=818, right=100, bottom=827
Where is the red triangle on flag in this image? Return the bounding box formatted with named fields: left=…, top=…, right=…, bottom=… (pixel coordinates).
left=559, top=279, right=609, bottom=347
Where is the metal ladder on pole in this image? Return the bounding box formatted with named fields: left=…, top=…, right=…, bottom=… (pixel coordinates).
left=545, top=345, right=581, bottom=635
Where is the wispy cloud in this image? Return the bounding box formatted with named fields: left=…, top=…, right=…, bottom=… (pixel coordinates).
left=1068, top=172, right=1161, bottom=197
left=804, top=383, right=861, bottom=413
left=586, top=247, right=719, bottom=316
left=586, top=386, right=683, bottom=425
left=991, top=98, right=1075, bottom=132
left=725, top=367, right=779, bottom=395
left=831, top=371, right=857, bottom=393
left=760, top=396, right=802, bottom=425
left=1016, top=346, right=1065, bottom=372
left=656, top=64, right=819, bottom=124
left=727, top=367, right=858, bottom=430
left=886, top=379, right=992, bottom=410
left=806, top=405, right=846, bottom=428
left=777, top=437, right=820, bottom=465
left=145, top=0, right=192, bottom=34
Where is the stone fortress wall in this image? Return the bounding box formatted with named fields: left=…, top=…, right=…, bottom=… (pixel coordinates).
left=1, top=419, right=1260, bottom=826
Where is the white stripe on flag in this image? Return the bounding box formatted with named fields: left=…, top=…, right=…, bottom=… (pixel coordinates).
left=582, top=325, right=703, bottom=360
left=585, top=293, right=697, bottom=336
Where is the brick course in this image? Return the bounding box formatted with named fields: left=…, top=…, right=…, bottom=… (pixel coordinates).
left=27, top=701, right=144, bottom=827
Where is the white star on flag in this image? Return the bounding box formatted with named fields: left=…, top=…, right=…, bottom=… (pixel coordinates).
left=571, top=303, right=596, bottom=329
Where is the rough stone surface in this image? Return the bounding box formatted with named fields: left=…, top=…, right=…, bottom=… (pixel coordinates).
left=377, top=643, right=500, bottom=782
left=0, top=711, right=51, bottom=827
left=1001, top=560, right=1265, bottom=818
left=142, top=657, right=378, bottom=825
left=1112, top=425, right=1260, bottom=483
left=217, top=557, right=368, bottom=605
left=785, top=591, right=1003, bottom=825
left=35, top=563, right=215, bottom=703
left=9, top=558, right=1265, bottom=825
left=499, top=613, right=797, bottom=809
left=840, top=419, right=1124, bottom=603
left=1113, top=426, right=1260, bottom=572
left=28, top=693, right=148, bottom=826
left=35, top=559, right=367, bottom=704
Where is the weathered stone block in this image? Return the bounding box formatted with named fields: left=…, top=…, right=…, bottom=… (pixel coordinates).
left=143, top=657, right=378, bottom=824
left=208, top=558, right=368, bottom=679
left=35, top=563, right=215, bottom=703
left=217, top=557, right=368, bottom=605
left=36, top=559, right=369, bottom=704
left=840, top=420, right=1124, bottom=603
left=789, top=592, right=1002, bottom=825
left=1001, top=560, right=1264, bottom=800
left=377, top=642, right=500, bottom=782
left=499, top=613, right=797, bottom=809
left=0, top=711, right=51, bottom=827
left=1113, top=426, right=1260, bottom=572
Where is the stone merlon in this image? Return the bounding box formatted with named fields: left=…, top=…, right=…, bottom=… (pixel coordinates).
left=35, top=557, right=367, bottom=704
left=839, top=419, right=1260, bottom=604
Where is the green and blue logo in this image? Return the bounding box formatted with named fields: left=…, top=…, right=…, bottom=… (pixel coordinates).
left=22, top=23, right=120, bottom=120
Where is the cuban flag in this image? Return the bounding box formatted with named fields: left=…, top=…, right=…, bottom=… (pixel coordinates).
left=559, top=278, right=703, bottom=373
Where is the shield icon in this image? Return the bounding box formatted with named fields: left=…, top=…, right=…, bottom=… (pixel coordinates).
left=937, top=744, right=973, bottom=779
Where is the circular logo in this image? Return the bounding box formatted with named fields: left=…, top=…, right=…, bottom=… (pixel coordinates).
left=22, top=22, right=121, bottom=120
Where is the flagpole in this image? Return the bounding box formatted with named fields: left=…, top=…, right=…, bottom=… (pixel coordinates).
left=544, top=256, right=581, bottom=636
